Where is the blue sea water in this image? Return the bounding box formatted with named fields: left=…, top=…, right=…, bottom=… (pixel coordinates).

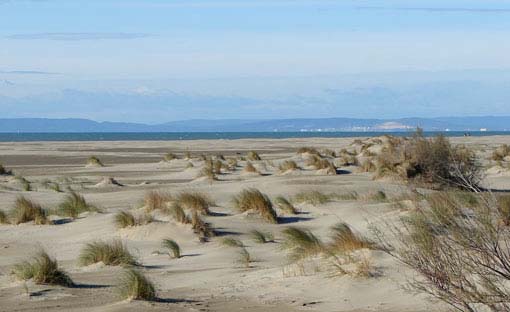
left=0, top=131, right=508, bottom=142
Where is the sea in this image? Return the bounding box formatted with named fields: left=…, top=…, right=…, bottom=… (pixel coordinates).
left=0, top=131, right=508, bottom=142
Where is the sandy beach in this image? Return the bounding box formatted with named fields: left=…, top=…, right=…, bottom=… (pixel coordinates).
left=1, top=135, right=509, bottom=312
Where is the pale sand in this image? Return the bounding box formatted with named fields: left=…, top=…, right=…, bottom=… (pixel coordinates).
left=0, top=136, right=509, bottom=312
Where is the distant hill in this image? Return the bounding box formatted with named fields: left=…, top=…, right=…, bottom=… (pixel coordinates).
left=0, top=117, right=509, bottom=132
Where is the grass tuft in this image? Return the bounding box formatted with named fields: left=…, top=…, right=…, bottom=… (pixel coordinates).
left=243, top=161, right=259, bottom=173
left=274, top=196, right=298, bottom=214
left=236, top=247, right=253, bottom=268
left=161, top=238, right=181, bottom=258
left=191, top=211, right=215, bottom=240
left=57, top=191, right=99, bottom=218
left=176, top=191, right=211, bottom=215
left=117, top=268, right=156, bottom=301
left=221, top=237, right=244, bottom=247
left=0, top=210, right=7, bottom=224
left=293, top=191, right=330, bottom=206
left=10, top=196, right=48, bottom=225
left=281, top=227, right=323, bottom=262
left=163, top=152, right=178, bottom=161
left=247, top=151, right=261, bottom=161
left=79, top=240, right=137, bottom=266
left=87, top=156, right=103, bottom=167
left=232, top=188, right=278, bottom=224
left=114, top=211, right=136, bottom=228
left=0, top=163, right=13, bottom=175
left=13, top=250, right=73, bottom=287
left=249, top=229, right=274, bottom=244
left=328, top=223, right=374, bottom=253
left=166, top=202, right=190, bottom=224
left=278, top=160, right=299, bottom=172
left=144, top=191, right=171, bottom=212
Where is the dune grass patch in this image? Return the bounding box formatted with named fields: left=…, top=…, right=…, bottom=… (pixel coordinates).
left=249, top=229, right=274, bottom=244
left=10, top=196, right=48, bottom=225
left=232, top=188, right=278, bottom=224
left=87, top=156, right=103, bottom=167
left=293, top=190, right=330, bottom=206
left=281, top=227, right=324, bottom=262
left=117, top=268, right=156, bottom=301
left=274, top=196, right=298, bottom=214
left=161, top=238, right=181, bottom=258
left=13, top=250, right=73, bottom=287
left=176, top=191, right=212, bottom=215
left=144, top=190, right=171, bottom=212
left=57, top=191, right=99, bottom=218
left=79, top=240, right=137, bottom=266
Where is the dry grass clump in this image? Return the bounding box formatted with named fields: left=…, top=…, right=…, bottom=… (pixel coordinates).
left=176, top=191, right=212, bottom=215
left=166, top=202, right=190, bottom=224
left=10, top=196, right=48, bottom=225
left=87, top=156, right=103, bottom=167
left=321, top=148, right=337, bottom=158
left=226, top=158, right=238, bottom=170
left=274, top=196, right=298, bottom=214
left=306, top=155, right=336, bottom=174
left=13, top=250, right=74, bottom=287
left=492, top=144, right=510, bottom=161
left=364, top=190, right=388, bottom=202
left=198, top=165, right=217, bottom=181
left=161, top=238, right=181, bottom=258
left=243, top=161, right=259, bottom=174
left=293, top=190, right=330, bottom=206
left=191, top=212, right=215, bottom=240
left=163, top=152, right=178, bottom=161
left=328, top=223, right=374, bottom=253
left=117, top=268, right=156, bottom=301
left=281, top=227, right=324, bottom=262
left=79, top=240, right=136, bottom=266
left=186, top=161, right=194, bottom=169
left=297, top=147, right=319, bottom=155
left=232, top=189, right=278, bottom=224
left=0, top=163, right=12, bottom=175
left=278, top=160, right=299, bottom=173
left=247, top=151, right=261, bottom=161
left=57, top=191, right=99, bottom=218
left=250, top=229, right=274, bottom=244
left=144, top=190, right=171, bottom=212
left=114, top=211, right=153, bottom=229
left=373, top=130, right=481, bottom=189
left=221, top=237, right=244, bottom=247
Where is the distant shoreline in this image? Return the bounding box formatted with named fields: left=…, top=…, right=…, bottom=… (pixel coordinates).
left=0, top=131, right=509, bottom=142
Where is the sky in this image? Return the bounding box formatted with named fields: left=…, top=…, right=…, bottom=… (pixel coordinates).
left=1, top=0, right=510, bottom=123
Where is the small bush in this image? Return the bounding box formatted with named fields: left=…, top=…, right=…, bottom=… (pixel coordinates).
left=232, top=189, right=278, bottom=224
left=57, top=191, right=99, bottom=218
left=492, top=144, right=510, bottom=161
left=498, top=195, right=510, bottom=226
left=161, top=239, right=181, bottom=258
left=293, top=191, right=330, bottom=206
left=247, top=151, right=261, bottom=161
left=144, top=191, right=171, bottom=212
left=79, top=240, right=136, bottom=266
left=328, top=223, right=374, bottom=252
left=281, top=227, right=323, bottom=262
left=177, top=191, right=211, bottom=215
left=87, top=156, right=103, bottom=167
left=13, top=251, right=73, bottom=287
left=274, top=196, right=298, bottom=214
left=117, top=268, right=156, bottom=301
left=249, top=229, right=274, bottom=244
left=10, top=196, right=48, bottom=225
left=278, top=160, right=299, bottom=172
left=221, top=237, right=244, bottom=247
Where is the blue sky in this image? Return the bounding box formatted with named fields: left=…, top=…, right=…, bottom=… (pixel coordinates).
left=1, top=0, right=510, bottom=123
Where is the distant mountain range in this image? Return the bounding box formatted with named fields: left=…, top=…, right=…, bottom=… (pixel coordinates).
left=0, top=117, right=509, bottom=132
